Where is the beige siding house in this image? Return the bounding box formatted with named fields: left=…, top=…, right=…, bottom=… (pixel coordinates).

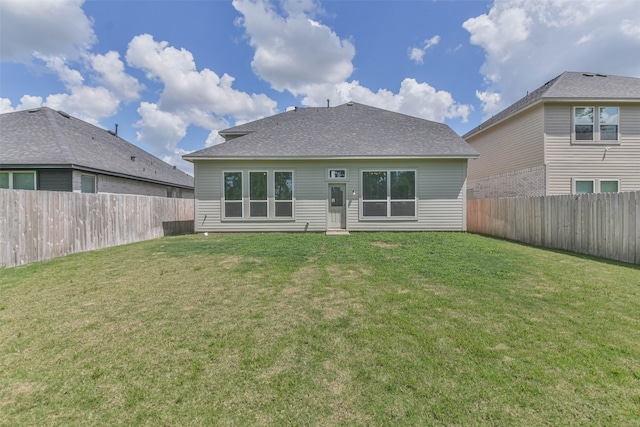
left=184, top=103, right=478, bottom=233
left=464, top=72, right=640, bottom=198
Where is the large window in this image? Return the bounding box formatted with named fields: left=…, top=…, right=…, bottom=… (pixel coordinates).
left=574, top=106, right=619, bottom=142
left=274, top=171, right=293, bottom=217
left=223, top=170, right=294, bottom=219
left=0, top=171, right=36, bottom=190
left=362, top=170, right=416, bottom=218
left=224, top=172, right=243, bottom=217
left=250, top=171, right=268, bottom=217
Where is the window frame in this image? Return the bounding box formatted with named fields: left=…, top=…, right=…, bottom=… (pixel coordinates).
left=572, top=106, right=620, bottom=144
left=274, top=170, right=294, bottom=218
left=599, top=179, right=620, bottom=193
left=0, top=171, right=37, bottom=190
left=249, top=170, right=269, bottom=218
left=80, top=173, right=96, bottom=193
left=223, top=171, right=244, bottom=219
left=360, top=169, right=417, bottom=220
left=221, top=170, right=295, bottom=221
left=572, top=178, right=621, bottom=194
left=326, top=168, right=348, bottom=181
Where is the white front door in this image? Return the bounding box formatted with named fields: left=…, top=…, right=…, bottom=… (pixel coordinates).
left=328, top=184, right=346, bottom=230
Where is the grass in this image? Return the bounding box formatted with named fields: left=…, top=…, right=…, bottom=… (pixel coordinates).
left=1, top=232, right=639, bottom=426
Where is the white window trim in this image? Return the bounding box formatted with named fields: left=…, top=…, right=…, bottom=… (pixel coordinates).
left=222, top=171, right=244, bottom=219
left=572, top=105, right=620, bottom=144
left=572, top=178, right=620, bottom=194
left=1, top=170, right=37, bottom=190
left=360, top=169, right=418, bottom=220
left=598, top=179, right=620, bottom=193
left=274, top=170, right=294, bottom=218
left=326, top=168, right=348, bottom=181
left=249, top=170, right=269, bottom=218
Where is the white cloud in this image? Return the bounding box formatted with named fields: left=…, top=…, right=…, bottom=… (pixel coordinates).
left=463, top=0, right=640, bottom=115
left=44, top=85, right=120, bottom=123
left=126, top=34, right=276, bottom=121
left=17, top=95, right=44, bottom=111
left=475, top=90, right=502, bottom=119
left=621, top=19, right=640, bottom=40
left=125, top=33, right=277, bottom=169
left=232, top=0, right=355, bottom=94
left=90, top=51, right=144, bottom=102
left=0, top=98, right=14, bottom=114
left=0, top=0, right=96, bottom=62
left=301, top=78, right=471, bottom=123
left=234, top=0, right=469, bottom=125
left=409, top=35, right=441, bottom=64
left=0, top=95, right=44, bottom=113
left=34, top=54, right=85, bottom=87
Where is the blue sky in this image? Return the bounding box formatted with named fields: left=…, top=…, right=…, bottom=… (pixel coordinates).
left=1, top=0, right=639, bottom=174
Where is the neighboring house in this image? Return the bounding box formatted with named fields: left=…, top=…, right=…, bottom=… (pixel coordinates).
left=0, top=107, right=194, bottom=197
left=183, top=102, right=478, bottom=233
left=464, top=72, right=640, bottom=199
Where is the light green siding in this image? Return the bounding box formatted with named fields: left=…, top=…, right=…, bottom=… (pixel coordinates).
left=193, top=159, right=468, bottom=232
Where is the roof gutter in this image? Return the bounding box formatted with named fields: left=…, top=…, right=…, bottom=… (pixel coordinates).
left=0, top=163, right=194, bottom=189
left=183, top=154, right=479, bottom=162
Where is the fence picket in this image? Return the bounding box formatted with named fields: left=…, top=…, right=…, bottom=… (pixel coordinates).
left=468, top=192, right=640, bottom=265
left=0, top=189, right=194, bottom=268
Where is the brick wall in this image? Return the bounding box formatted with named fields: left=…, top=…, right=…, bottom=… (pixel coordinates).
left=71, top=171, right=193, bottom=198
left=467, top=165, right=546, bottom=199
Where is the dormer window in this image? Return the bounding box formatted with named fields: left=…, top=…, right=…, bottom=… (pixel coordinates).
left=573, top=106, right=619, bottom=142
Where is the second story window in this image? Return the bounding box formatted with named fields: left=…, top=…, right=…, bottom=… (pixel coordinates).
left=573, top=106, right=619, bottom=142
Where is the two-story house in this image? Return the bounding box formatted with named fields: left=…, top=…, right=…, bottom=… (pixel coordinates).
left=0, top=107, right=194, bottom=197
left=464, top=72, right=640, bottom=198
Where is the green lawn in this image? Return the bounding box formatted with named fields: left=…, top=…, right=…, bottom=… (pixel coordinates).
left=1, top=232, right=639, bottom=426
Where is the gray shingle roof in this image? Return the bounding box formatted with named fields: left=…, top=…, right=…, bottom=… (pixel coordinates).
left=0, top=107, right=193, bottom=188
left=185, top=102, right=478, bottom=159
left=463, top=72, right=640, bottom=138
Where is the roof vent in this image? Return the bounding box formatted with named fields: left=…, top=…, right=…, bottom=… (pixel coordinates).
left=131, top=156, right=136, bottom=161
left=595, top=73, right=607, bottom=77
left=347, top=102, right=354, bottom=106
left=108, top=130, right=116, bottom=136
left=28, top=109, right=40, bottom=113
left=582, top=73, right=595, bottom=77
left=57, top=110, right=71, bottom=118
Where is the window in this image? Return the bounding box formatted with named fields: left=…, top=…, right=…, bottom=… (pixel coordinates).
left=573, top=106, right=619, bottom=142
left=575, top=180, right=594, bottom=194
left=224, top=172, right=243, bottom=218
left=274, top=171, right=293, bottom=217
left=600, top=180, right=619, bottom=193
left=327, top=168, right=347, bottom=180
left=81, top=174, right=96, bottom=193
left=362, top=170, right=416, bottom=218
left=0, top=171, right=36, bottom=190
left=223, top=170, right=294, bottom=219
left=599, top=107, right=619, bottom=141
left=249, top=171, right=268, bottom=217
left=574, top=179, right=620, bottom=194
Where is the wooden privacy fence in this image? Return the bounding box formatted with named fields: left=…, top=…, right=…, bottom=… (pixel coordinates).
left=467, top=191, right=640, bottom=264
left=0, top=189, right=194, bottom=268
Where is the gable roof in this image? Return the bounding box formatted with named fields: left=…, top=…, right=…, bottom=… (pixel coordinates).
left=0, top=107, right=193, bottom=188
left=463, top=72, right=640, bottom=139
left=184, top=102, right=478, bottom=160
